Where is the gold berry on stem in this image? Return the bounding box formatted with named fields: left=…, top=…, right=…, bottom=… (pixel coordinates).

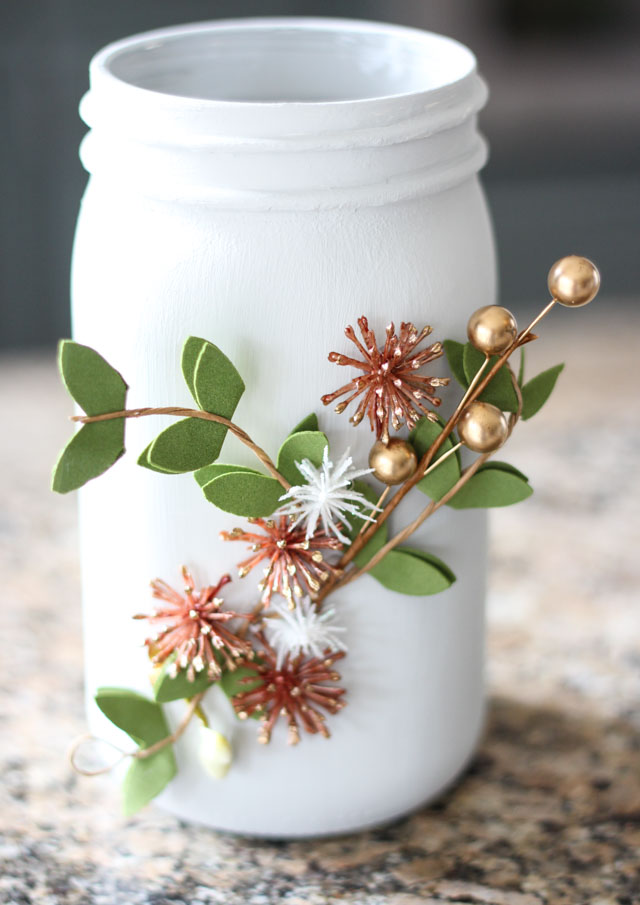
left=457, top=401, right=508, bottom=453
left=467, top=305, right=518, bottom=355
left=547, top=255, right=600, bottom=307
left=369, top=438, right=418, bottom=485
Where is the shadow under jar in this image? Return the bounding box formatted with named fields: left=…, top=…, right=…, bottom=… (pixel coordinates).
left=72, top=17, right=495, bottom=837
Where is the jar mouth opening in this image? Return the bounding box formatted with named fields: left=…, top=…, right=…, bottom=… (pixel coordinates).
left=95, top=17, right=477, bottom=106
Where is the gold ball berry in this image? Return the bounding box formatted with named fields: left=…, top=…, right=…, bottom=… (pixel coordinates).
left=457, top=401, right=508, bottom=454
left=467, top=305, right=518, bottom=355
left=369, top=438, right=418, bottom=485
left=547, top=255, right=600, bottom=307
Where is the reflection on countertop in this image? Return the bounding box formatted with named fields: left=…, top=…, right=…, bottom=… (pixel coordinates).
left=1, top=304, right=638, bottom=904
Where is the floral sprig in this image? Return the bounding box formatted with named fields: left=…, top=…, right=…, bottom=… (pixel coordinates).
left=263, top=595, right=347, bottom=668
left=58, top=255, right=600, bottom=813
left=232, top=636, right=347, bottom=745
left=277, top=446, right=379, bottom=544
left=135, top=567, right=253, bottom=681
left=220, top=515, right=342, bottom=607
left=321, top=317, right=448, bottom=442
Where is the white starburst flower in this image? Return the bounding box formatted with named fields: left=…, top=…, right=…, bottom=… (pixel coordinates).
left=264, top=596, right=348, bottom=669
left=277, top=446, right=380, bottom=544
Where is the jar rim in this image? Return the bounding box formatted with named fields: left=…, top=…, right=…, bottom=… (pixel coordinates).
left=80, top=18, right=488, bottom=206
left=92, top=17, right=478, bottom=111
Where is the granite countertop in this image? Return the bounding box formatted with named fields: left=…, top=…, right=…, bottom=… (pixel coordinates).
left=1, top=304, right=639, bottom=905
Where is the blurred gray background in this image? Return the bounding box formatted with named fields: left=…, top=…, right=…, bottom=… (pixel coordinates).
left=2, top=0, right=639, bottom=349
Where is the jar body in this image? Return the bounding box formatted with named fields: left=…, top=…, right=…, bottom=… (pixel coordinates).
left=72, top=19, right=495, bottom=837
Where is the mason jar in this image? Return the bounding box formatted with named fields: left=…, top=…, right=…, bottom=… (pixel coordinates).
left=72, top=17, right=495, bottom=837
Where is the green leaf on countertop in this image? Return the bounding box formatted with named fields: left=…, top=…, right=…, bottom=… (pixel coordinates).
left=521, top=364, right=564, bottom=420
left=95, top=686, right=177, bottom=816
left=58, top=340, right=128, bottom=416
left=368, top=546, right=456, bottom=596
left=409, top=416, right=461, bottom=501
left=194, top=462, right=261, bottom=488
left=463, top=343, right=519, bottom=413
left=347, top=480, right=388, bottom=568
left=443, top=339, right=468, bottom=388
left=51, top=421, right=125, bottom=493
left=276, top=430, right=328, bottom=486
left=138, top=417, right=226, bottom=474
left=289, top=413, right=319, bottom=435
left=152, top=656, right=216, bottom=704
left=202, top=470, right=284, bottom=517
left=447, top=461, right=533, bottom=509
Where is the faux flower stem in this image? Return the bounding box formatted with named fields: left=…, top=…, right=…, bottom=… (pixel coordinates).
left=72, top=406, right=290, bottom=489
left=327, top=373, right=522, bottom=597
left=448, top=352, right=490, bottom=425
left=69, top=691, right=207, bottom=776
left=418, top=441, right=462, bottom=479
left=357, top=486, right=391, bottom=535
left=320, top=453, right=491, bottom=598
left=137, top=691, right=208, bottom=760
left=338, top=303, right=549, bottom=568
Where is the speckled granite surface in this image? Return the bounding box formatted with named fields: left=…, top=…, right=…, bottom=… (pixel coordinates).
left=1, top=306, right=639, bottom=905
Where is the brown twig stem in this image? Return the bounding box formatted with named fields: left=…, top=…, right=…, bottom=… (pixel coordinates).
left=72, top=406, right=290, bottom=490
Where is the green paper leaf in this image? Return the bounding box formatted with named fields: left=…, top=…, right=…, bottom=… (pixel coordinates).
left=521, top=364, right=564, bottom=420
left=443, top=339, right=468, bottom=388
left=276, top=430, right=328, bottom=486
left=95, top=687, right=177, bottom=816
left=518, top=347, right=526, bottom=387
left=51, top=421, right=125, bottom=493
left=152, top=657, right=215, bottom=704
left=181, top=336, right=204, bottom=400
left=194, top=463, right=260, bottom=488
left=346, top=480, right=388, bottom=567
left=121, top=748, right=177, bottom=817
left=463, top=343, right=519, bottom=413
left=202, top=470, right=284, bottom=517
left=53, top=341, right=128, bottom=492
left=478, top=460, right=529, bottom=481
left=408, top=549, right=457, bottom=586
left=137, top=444, right=179, bottom=474
left=368, top=546, right=455, bottom=596
left=448, top=462, right=533, bottom=509
left=167, top=337, right=246, bottom=468
left=182, top=337, right=245, bottom=416
left=95, top=687, right=171, bottom=747
left=219, top=665, right=263, bottom=719
left=58, top=340, right=128, bottom=416
left=410, top=416, right=461, bottom=501
left=289, top=413, right=319, bottom=435
left=138, top=417, right=226, bottom=474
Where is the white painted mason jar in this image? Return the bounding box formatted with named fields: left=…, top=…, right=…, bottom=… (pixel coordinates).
left=72, top=17, right=495, bottom=837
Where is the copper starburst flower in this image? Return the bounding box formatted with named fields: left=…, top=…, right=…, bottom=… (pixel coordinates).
left=321, top=317, right=449, bottom=441
left=220, top=516, right=342, bottom=608
left=232, top=636, right=346, bottom=745
left=134, top=566, right=253, bottom=681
